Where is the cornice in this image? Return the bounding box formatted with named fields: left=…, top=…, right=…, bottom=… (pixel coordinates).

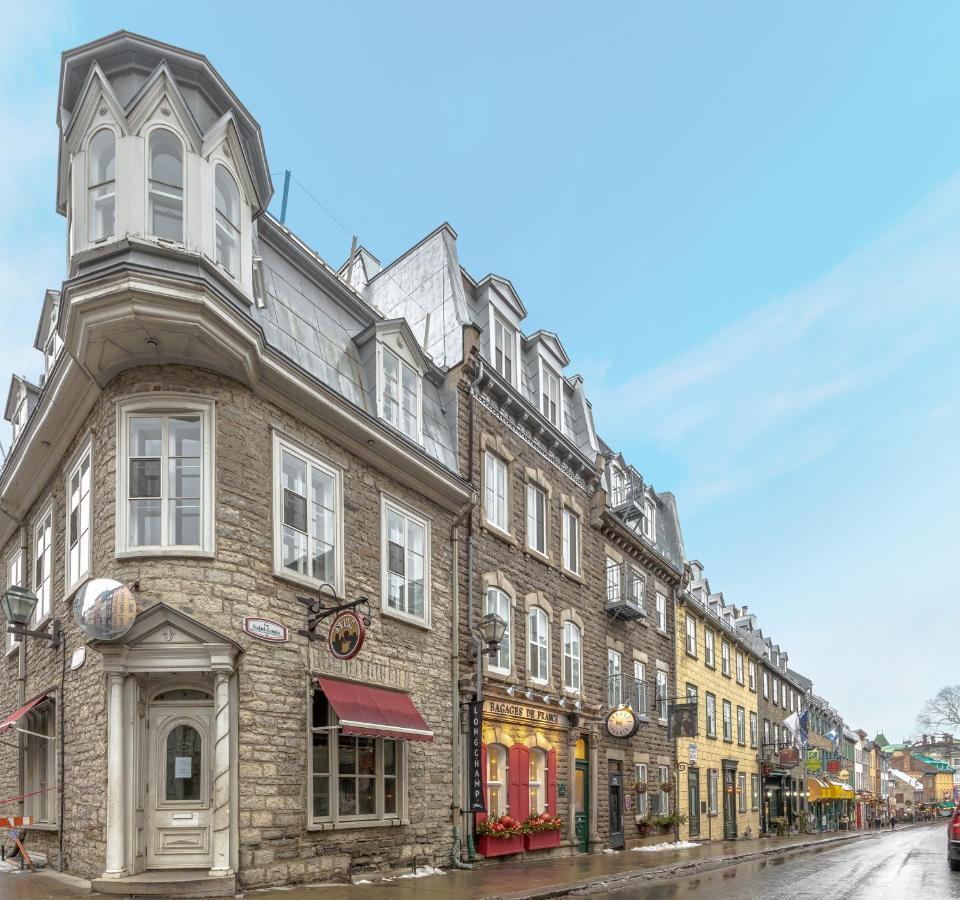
left=598, top=509, right=683, bottom=583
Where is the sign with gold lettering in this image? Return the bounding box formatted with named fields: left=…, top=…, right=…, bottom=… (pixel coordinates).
left=484, top=699, right=562, bottom=726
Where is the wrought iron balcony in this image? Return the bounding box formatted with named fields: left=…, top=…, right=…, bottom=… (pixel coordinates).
left=605, top=561, right=646, bottom=620
left=606, top=673, right=650, bottom=716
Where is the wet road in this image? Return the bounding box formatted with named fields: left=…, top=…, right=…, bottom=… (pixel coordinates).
left=592, top=822, right=953, bottom=899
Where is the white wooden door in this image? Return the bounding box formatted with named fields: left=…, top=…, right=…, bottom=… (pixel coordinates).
left=146, top=703, right=214, bottom=869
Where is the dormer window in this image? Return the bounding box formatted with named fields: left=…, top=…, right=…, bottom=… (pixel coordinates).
left=642, top=498, right=656, bottom=542
left=541, top=366, right=560, bottom=428
left=493, top=316, right=514, bottom=383
left=44, top=329, right=63, bottom=378
left=215, top=165, right=241, bottom=276
left=11, top=394, right=27, bottom=442
left=149, top=129, right=184, bottom=242
left=381, top=346, right=420, bottom=441
left=609, top=465, right=625, bottom=506
left=87, top=128, right=116, bottom=242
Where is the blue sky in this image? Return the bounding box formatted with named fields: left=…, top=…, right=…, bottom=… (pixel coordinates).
left=2, top=2, right=958, bottom=741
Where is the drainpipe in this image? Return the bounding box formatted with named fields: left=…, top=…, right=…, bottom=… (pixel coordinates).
left=449, top=499, right=475, bottom=870
left=672, top=582, right=681, bottom=844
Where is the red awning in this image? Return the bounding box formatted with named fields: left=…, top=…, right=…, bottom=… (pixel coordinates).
left=316, top=677, right=433, bottom=743
left=0, top=694, right=47, bottom=735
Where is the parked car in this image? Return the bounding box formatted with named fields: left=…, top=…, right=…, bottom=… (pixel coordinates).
left=948, top=808, right=960, bottom=871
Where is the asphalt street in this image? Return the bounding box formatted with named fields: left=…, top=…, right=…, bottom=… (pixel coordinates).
left=590, top=822, right=955, bottom=899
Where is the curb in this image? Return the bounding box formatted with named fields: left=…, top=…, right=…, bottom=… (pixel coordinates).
left=499, top=820, right=939, bottom=899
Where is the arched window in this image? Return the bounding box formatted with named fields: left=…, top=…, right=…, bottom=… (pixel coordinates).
left=88, top=129, right=116, bottom=241
left=528, top=607, right=549, bottom=683
left=215, top=165, right=241, bottom=275
left=485, top=587, right=511, bottom=674
left=528, top=748, right=546, bottom=815
left=486, top=744, right=508, bottom=818
left=562, top=620, right=581, bottom=691
left=149, top=129, right=184, bottom=241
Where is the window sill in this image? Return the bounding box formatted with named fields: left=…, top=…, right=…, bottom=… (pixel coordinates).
left=485, top=668, right=514, bottom=682
left=272, top=567, right=343, bottom=596
left=307, top=818, right=409, bottom=832
left=5, top=643, right=20, bottom=659
left=115, top=547, right=215, bottom=561
left=480, top=522, right=517, bottom=547
left=24, top=823, right=58, bottom=832
left=560, top=567, right=583, bottom=585
left=65, top=575, right=91, bottom=604
left=523, top=546, right=551, bottom=566
left=381, top=605, right=431, bottom=632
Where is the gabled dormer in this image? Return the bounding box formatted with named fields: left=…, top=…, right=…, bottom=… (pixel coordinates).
left=57, top=31, right=272, bottom=299
left=4, top=376, right=41, bottom=445
left=33, top=290, right=63, bottom=382
left=473, top=274, right=526, bottom=391
left=524, top=330, right=569, bottom=432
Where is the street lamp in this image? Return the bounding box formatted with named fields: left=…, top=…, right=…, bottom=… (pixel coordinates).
left=1, top=586, right=61, bottom=648
left=479, top=612, right=507, bottom=656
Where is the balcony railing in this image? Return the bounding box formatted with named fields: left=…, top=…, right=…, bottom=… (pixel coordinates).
left=606, top=673, right=650, bottom=715
left=606, top=561, right=646, bottom=620
left=607, top=465, right=645, bottom=512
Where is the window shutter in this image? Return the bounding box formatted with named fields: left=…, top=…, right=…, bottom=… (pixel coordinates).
left=546, top=747, right=558, bottom=816
left=509, top=744, right=529, bottom=822
left=477, top=743, right=488, bottom=825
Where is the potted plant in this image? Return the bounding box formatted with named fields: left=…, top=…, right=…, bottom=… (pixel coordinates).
left=769, top=816, right=789, bottom=837
left=651, top=814, right=674, bottom=831
left=522, top=812, right=563, bottom=850
left=476, top=815, right=524, bottom=857
left=636, top=815, right=652, bottom=835
left=633, top=780, right=649, bottom=794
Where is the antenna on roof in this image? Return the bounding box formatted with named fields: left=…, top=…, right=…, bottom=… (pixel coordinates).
left=279, top=170, right=291, bottom=224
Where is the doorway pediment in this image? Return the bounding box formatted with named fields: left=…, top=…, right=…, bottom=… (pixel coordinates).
left=92, top=602, right=241, bottom=673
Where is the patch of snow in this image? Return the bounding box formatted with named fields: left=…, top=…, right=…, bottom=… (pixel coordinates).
left=354, top=879, right=372, bottom=884
left=602, top=848, right=617, bottom=854
left=396, top=865, right=446, bottom=879
left=631, top=840, right=701, bottom=851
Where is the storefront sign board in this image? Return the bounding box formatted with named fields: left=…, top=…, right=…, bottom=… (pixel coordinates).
left=484, top=699, right=562, bottom=726
left=468, top=700, right=485, bottom=812
left=243, top=617, right=289, bottom=642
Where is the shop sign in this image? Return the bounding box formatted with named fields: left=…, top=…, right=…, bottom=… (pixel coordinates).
left=243, top=616, right=289, bottom=643
left=668, top=702, right=698, bottom=739
left=827, top=759, right=841, bottom=775
left=806, top=749, right=820, bottom=773
left=484, top=699, right=562, bottom=726
left=688, top=743, right=698, bottom=764
left=467, top=700, right=485, bottom=813
left=839, top=768, right=849, bottom=780
left=558, top=782, right=567, bottom=798
left=779, top=747, right=801, bottom=767
left=328, top=611, right=365, bottom=660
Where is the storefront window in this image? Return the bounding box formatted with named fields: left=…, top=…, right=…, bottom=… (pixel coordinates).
left=310, top=689, right=402, bottom=826
left=487, top=744, right=508, bottom=818
left=529, top=748, right=546, bottom=814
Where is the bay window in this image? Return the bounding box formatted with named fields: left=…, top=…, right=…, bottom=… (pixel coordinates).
left=380, top=346, right=420, bottom=441
left=148, top=128, right=184, bottom=241
left=273, top=434, right=341, bottom=589
left=526, top=482, right=547, bottom=554
left=215, top=165, right=241, bottom=276
left=484, top=452, right=509, bottom=533
left=66, top=444, right=92, bottom=592
left=528, top=607, right=549, bottom=682
left=33, top=504, right=53, bottom=623
left=562, top=620, right=581, bottom=691
left=382, top=497, right=430, bottom=627
left=486, top=588, right=511, bottom=674
left=87, top=128, right=116, bottom=242
left=310, top=689, right=402, bottom=826
left=117, top=396, right=215, bottom=555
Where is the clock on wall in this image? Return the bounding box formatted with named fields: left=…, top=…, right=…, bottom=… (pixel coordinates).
left=605, top=706, right=640, bottom=739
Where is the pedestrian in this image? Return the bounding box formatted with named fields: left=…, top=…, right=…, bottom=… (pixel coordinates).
left=889, top=815, right=896, bottom=830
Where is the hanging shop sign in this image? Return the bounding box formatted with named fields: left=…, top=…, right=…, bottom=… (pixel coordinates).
left=484, top=699, right=562, bottom=726
left=806, top=749, right=820, bottom=773
left=242, top=616, right=289, bottom=643
left=606, top=706, right=640, bottom=739
left=467, top=700, right=485, bottom=813
left=668, top=702, right=698, bottom=739
left=827, top=759, right=841, bottom=774
left=839, top=768, right=849, bottom=780
left=779, top=747, right=801, bottom=767
left=328, top=611, right=365, bottom=661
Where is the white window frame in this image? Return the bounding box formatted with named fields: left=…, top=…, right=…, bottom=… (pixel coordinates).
left=378, top=344, right=423, bottom=444
left=773, top=678, right=780, bottom=706
left=492, top=315, right=515, bottom=384
left=87, top=127, right=116, bottom=243
left=527, top=606, right=550, bottom=684
left=721, top=641, right=730, bottom=676
left=685, top=615, right=697, bottom=657
left=23, top=698, right=57, bottom=825
left=608, top=649, right=622, bottom=707
left=540, top=362, right=561, bottom=429
left=708, top=768, right=718, bottom=814
left=655, top=669, right=668, bottom=722
left=562, top=620, right=582, bottom=692
left=214, top=163, right=242, bottom=277
left=308, top=687, right=405, bottom=828
left=486, top=743, right=509, bottom=818
left=737, top=706, right=746, bottom=746
left=748, top=660, right=757, bottom=692
left=633, top=660, right=647, bottom=712
left=562, top=507, right=580, bottom=575
left=736, top=652, right=744, bottom=685
left=528, top=747, right=547, bottom=815
left=738, top=773, right=747, bottom=813
left=484, top=452, right=509, bottom=534
left=762, top=671, right=769, bottom=699
left=486, top=588, right=512, bottom=676
left=147, top=127, right=185, bottom=243
left=65, top=440, right=93, bottom=594
left=635, top=763, right=648, bottom=817
left=609, top=465, right=626, bottom=507
left=704, top=628, right=715, bottom=667
left=722, top=700, right=732, bottom=741
left=380, top=495, right=431, bottom=629
left=706, top=693, right=716, bottom=738
left=606, top=557, right=621, bottom=603
left=526, top=482, right=547, bottom=556
left=272, top=432, right=344, bottom=593
left=655, top=592, right=667, bottom=632
left=751, top=773, right=760, bottom=810
left=642, top=498, right=656, bottom=542
left=116, top=395, right=216, bottom=557
left=32, top=501, right=54, bottom=625
left=6, top=550, right=23, bottom=654
left=750, top=711, right=758, bottom=748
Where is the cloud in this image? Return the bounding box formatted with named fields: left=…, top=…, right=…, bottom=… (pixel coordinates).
left=591, top=172, right=960, bottom=508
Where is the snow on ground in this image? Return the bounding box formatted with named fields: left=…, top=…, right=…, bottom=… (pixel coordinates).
left=631, top=840, right=701, bottom=851
left=395, top=865, right=446, bottom=879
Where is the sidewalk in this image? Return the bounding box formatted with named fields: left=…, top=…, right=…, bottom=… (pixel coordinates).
left=240, top=820, right=937, bottom=900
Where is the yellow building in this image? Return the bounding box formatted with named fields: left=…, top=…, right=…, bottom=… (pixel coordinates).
left=674, top=564, right=761, bottom=842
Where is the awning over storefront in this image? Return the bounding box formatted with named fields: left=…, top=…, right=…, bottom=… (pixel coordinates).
left=0, top=693, right=47, bottom=736
left=808, top=778, right=828, bottom=801
left=316, top=677, right=434, bottom=742
left=824, top=779, right=855, bottom=800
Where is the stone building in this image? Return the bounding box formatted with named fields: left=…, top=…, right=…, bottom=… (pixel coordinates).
left=673, top=562, right=762, bottom=843
left=0, top=30, right=473, bottom=895
left=344, top=222, right=686, bottom=857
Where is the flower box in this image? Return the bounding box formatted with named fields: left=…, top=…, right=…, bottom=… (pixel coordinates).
left=524, top=828, right=561, bottom=850
left=477, top=834, right=524, bottom=857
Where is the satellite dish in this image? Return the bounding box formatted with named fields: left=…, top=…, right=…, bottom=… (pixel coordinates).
left=73, top=579, right=138, bottom=640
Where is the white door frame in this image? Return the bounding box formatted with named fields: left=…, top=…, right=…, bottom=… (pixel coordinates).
left=94, top=603, right=241, bottom=880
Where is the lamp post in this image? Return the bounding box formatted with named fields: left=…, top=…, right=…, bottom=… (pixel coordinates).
left=1, top=586, right=61, bottom=648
